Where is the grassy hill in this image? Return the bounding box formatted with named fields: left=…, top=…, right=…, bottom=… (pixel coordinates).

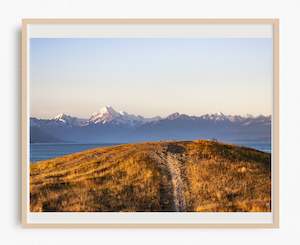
left=30, top=140, right=271, bottom=212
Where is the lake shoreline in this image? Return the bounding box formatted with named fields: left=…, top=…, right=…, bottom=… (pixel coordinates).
left=30, top=140, right=271, bottom=163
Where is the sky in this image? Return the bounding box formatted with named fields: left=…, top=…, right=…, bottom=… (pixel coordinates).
left=30, top=38, right=273, bottom=119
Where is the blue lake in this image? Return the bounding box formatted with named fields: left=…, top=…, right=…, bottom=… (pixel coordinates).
left=225, top=140, right=271, bottom=153
left=30, top=141, right=271, bottom=163
left=30, top=143, right=119, bottom=163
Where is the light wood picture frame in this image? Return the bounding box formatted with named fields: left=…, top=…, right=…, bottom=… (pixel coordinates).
left=22, top=19, right=279, bottom=228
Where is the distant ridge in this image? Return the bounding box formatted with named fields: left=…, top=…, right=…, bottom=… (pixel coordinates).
left=30, top=105, right=271, bottom=144
left=33, top=105, right=270, bottom=126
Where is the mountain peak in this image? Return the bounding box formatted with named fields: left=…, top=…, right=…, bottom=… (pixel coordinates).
left=97, top=105, right=120, bottom=117
left=99, top=105, right=116, bottom=114
left=53, top=113, right=70, bottom=120
left=89, top=106, right=121, bottom=124
left=166, top=112, right=181, bottom=120
left=215, top=112, right=224, bottom=116
left=210, top=112, right=226, bottom=120
left=52, top=113, right=85, bottom=127
left=88, top=106, right=162, bottom=126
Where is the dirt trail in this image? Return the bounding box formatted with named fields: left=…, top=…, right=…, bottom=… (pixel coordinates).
left=154, top=147, right=186, bottom=211
left=165, top=153, right=186, bottom=211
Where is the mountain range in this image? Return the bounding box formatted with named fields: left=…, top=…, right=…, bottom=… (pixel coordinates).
left=30, top=105, right=271, bottom=144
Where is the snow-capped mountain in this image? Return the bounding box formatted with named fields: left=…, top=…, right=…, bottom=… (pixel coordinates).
left=32, top=105, right=271, bottom=127
left=88, top=106, right=120, bottom=124
left=88, top=105, right=160, bottom=126
left=31, top=114, right=86, bottom=128
left=166, top=112, right=189, bottom=120
left=30, top=106, right=271, bottom=144
left=199, top=112, right=252, bottom=122
left=200, top=112, right=228, bottom=121
left=52, top=113, right=86, bottom=127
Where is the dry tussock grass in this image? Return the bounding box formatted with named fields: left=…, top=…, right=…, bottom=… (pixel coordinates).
left=30, top=140, right=271, bottom=212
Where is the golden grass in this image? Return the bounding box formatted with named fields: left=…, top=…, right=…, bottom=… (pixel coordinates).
left=30, top=140, right=271, bottom=212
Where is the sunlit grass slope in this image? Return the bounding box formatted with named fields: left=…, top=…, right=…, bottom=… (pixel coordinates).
left=30, top=140, right=271, bottom=212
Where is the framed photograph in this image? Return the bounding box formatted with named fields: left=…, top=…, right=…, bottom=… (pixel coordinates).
left=22, top=19, right=279, bottom=228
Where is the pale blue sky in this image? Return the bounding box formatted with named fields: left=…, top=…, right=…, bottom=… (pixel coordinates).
left=30, top=38, right=272, bottom=118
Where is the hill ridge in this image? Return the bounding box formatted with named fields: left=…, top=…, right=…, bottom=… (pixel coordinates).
left=30, top=140, right=271, bottom=212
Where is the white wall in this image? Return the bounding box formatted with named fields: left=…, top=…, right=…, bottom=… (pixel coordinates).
left=0, top=0, right=299, bottom=244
